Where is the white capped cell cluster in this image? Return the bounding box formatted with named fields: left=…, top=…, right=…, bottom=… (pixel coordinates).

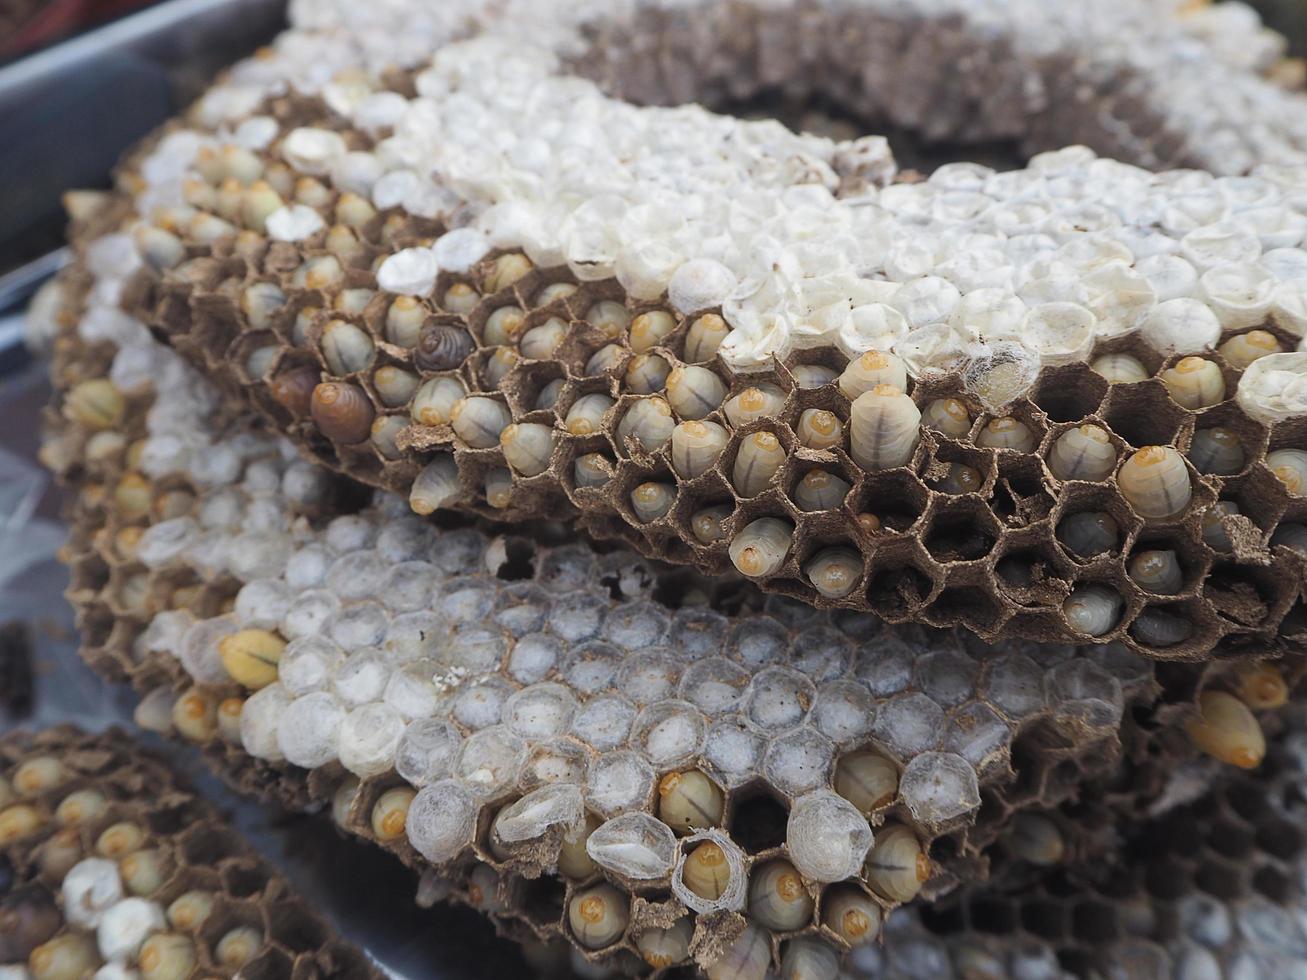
left=0, top=728, right=377, bottom=980
left=839, top=699, right=1307, bottom=980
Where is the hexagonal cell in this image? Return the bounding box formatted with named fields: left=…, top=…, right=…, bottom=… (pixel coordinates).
left=1126, top=599, right=1210, bottom=652
left=923, top=498, right=1003, bottom=564
left=786, top=458, right=857, bottom=515
left=990, top=455, right=1055, bottom=529
left=993, top=533, right=1075, bottom=609
left=1099, top=380, right=1192, bottom=451
left=923, top=586, right=1008, bottom=635
left=1187, top=401, right=1268, bottom=477
left=923, top=441, right=997, bottom=497
left=503, top=360, right=569, bottom=418
left=1020, top=897, right=1067, bottom=941
left=1029, top=363, right=1108, bottom=423
left=1204, top=562, right=1295, bottom=630
left=864, top=550, right=942, bottom=621
left=847, top=470, right=931, bottom=536
left=1070, top=900, right=1120, bottom=944
left=1123, top=532, right=1209, bottom=598
left=1050, top=482, right=1140, bottom=565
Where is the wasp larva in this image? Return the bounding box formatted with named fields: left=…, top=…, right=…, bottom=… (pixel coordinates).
left=936, top=463, right=982, bottom=494
left=724, top=385, right=786, bottom=427
left=482, top=347, right=519, bottom=387
left=1131, top=606, right=1193, bottom=647
left=482, top=306, right=527, bottom=346
left=729, top=518, right=794, bottom=577
left=1056, top=512, right=1119, bottom=558
left=1047, top=425, right=1116, bottom=482
left=534, top=377, right=565, bottom=411
left=450, top=397, right=512, bottom=448
left=617, top=397, right=676, bottom=453
left=791, top=364, right=838, bottom=389
left=565, top=393, right=617, bottom=436
left=691, top=505, right=733, bottom=544
left=1186, top=690, right=1265, bottom=769
left=629, top=310, right=676, bottom=352
left=411, top=376, right=467, bottom=426
left=635, top=917, right=692, bottom=969
left=1218, top=329, right=1281, bottom=370
left=1128, top=549, right=1184, bottom=594
left=1159, top=356, right=1225, bottom=409
left=1201, top=500, right=1240, bottom=550
left=518, top=317, right=567, bottom=359
left=921, top=398, right=971, bottom=438
left=1091, top=353, right=1149, bottom=384
left=631, top=482, right=676, bottom=523
left=1062, top=584, right=1123, bottom=636
left=792, top=470, right=851, bottom=512
left=1234, top=661, right=1289, bottom=709
left=684, top=313, right=729, bottom=362
left=568, top=884, right=629, bottom=949
left=666, top=366, right=728, bottom=420
left=484, top=468, right=513, bottom=509
left=671, top=421, right=729, bottom=479
left=864, top=825, right=929, bottom=903
left=747, top=860, right=813, bottom=931
left=1188, top=427, right=1246, bottom=475
left=805, top=547, right=863, bottom=599
left=838, top=351, right=908, bottom=399
left=534, top=281, right=577, bottom=306
left=1267, top=448, right=1307, bottom=495
left=850, top=385, right=921, bottom=471
left=625, top=353, right=672, bottom=394
left=1119, top=446, right=1192, bottom=519
left=500, top=423, right=556, bottom=477
left=586, top=301, right=632, bottom=340
left=373, top=366, right=420, bottom=407
left=779, top=938, right=839, bottom=980
left=796, top=409, right=844, bottom=451
left=820, top=887, right=881, bottom=946
left=585, top=343, right=625, bottom=376
left=977, top=417, right=1035, bottom=452
left=733, top=431, right=786, bottom=496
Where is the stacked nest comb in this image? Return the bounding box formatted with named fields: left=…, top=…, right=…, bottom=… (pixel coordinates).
left=28, top=0, right=1307, bottom=977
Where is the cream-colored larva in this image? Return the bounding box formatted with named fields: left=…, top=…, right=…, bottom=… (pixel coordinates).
left=790, top=364, right=838, bottom=389
left=747, top=861, right=813, bottom=932
left=635, top=918, right=693, bottom=970
left=573, top=453, right=614, bottom=488
left=820, top=887, right=882, bottom=946
left=671, top=420, right=729, bottom=479
left=409, top=456, right=461, bottom=515
left=534, top=378, right=564, bottom=411
left=805, top=547, right=863, bottom=599
left=792, top=470, right=851, bottom=512
left=442, top=283, right=480, bottom=315
left=565, top=393, right=617, bottom=436
left=1119, top=446, right=1193, bottom=518
left=535, top=281, right=578, bottom=306
left=1056, top=512, right=1119, bottom=558
left=779, top=938, right=839, bottom=980
left=617, top=397, right=676, bottom=453
left=631, top=482, right=676, bottom=523
left=796, top=409, right=844, bottom=451
left=625, top=353, right=672, bottom=394
left=724, top=385, right=787, bottom=428
left=733, top=431, right=786, bottom=496
left=684, top=314, right=729, bottom=362
left=729, top=517, right=794, bottom=577
left=1188, top=427, right=1246, bottom=475
left=370, top=415, right=407, bottom=460
left=936, top=463, right=982, bottom=494
left=1201, top=500, right=1240, bottom=551
left=1091, top=353, right=1149, bottom=384
left=864, top=825, right=929, bottom=904
left=1128, top=549, right=1184, bottom=595
left=1062, top=584, right=1123, bottom=636
left=629, top=310, right=677, bottom=352
left=838, top=350, right=908, bottom=400
left=568, top=884, right=629, bottom=949
left=518, top=317, right=567, bottom=359
left=373, top=366, right=420, bottom=407
left=483, top=306, right=527, bottom=346
left=484, top=468, right=513, bottom=509
left=1159, top=356, right=1225, bottom=409
left=450, top=397, right=511, bottom=448
left=500, top=423, right=556, bottom=477
left=482, top=347, right=519, bottom=387
left=586, top=301, right=632, bottom=339
left=585, top=344, right=626, bottom=376
left=690, top=505, right=733, bottom=544
left=921, top=398, right=971, bottom=438
left=849, top=385, right=921, bottom=471
left=1268, top=448, right=1307, bottom=496
left=1218, top=329, right=1282, bottom=370
left=320, top=320, right=375, bottom=375
left=977, top=417, right=1036, bottom=452
left=666, top=366, right=728, bottom=420
left=1047, top=425, right=1116, bottom=482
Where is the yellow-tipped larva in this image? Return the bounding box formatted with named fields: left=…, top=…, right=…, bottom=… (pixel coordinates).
left=796, top=409, right=844, bottom=451
left=977, top=417, right=1036, bottom=453
left=568, top=884, right=629, bottom=949
left=411, top=377, right=467, bottom=427
left=1235, top=661, right=1289, bottom=710
left=729, top=518, right=794, bottom=577
left=1119, top=446, right=1193, bottom=519
left=865, top=825, right=930, bottom=904
left=484, top=253, right=533, bottom=292
left=1188, top=427, right=1246, bottom=476
left=574, top=453, right=614, bottom=488
left=1128, top=549, right=1184, bottom=595
left=1218, top=329, right=1281, bottom=370
left=850, top=385, right=921, bottom=471
left=500, top=423, right=556, bottom=477
left=484, top=468, right=513, bottom=509
left=373, top=366, right=420, bottom=407
left=625, top=353, right=672, bottom=394
left=1091, top=353, right=1149, bottom=384
left=682, top=840, right=732, bottom=901
left=838, top=350, right=908, bottom=399
left=1056, top=512, right=1119, bottom=558
left=587, top=301, right=632, bottom=339
left=821, top=887, right=882, bottom=946
left=565, top=393, right=617, bottom=436
left=833, top=750, right=898, bottom=814
left=1186, top=690, right=1265, bottom=769
left=780, top=938, right=839, bottom=979
left=749, top=860, right=814, bottom=932
left=483, top=306, right=527, bottom=346
left=691, top=505, right=733, bottom=544
left=320, top=320, right=374, bottom=376
left=724, top=385, right=787, bottom=428
left=443, top=283, right=480, bottom=315
left=684, top=314, right=730, bottom=362
left=1063, top=584, right=1123, bottom=636
left=585, top=343, right=625, bottom=376
left=921, top=398, right=971, bottom=438
left=451, top=397, right=512, bottom=448
left=657, top=771, right=725, bottom=833
left=705, top=923, right=770, bottom=980
left=805, top=547, right=863, bottom=599
left=792, top=470, right=851, bottom=512
left=409, top=456, right=461, bottom=515
left=936, top=463, right=982, bottom=494
left=671, top=421, right=729, bottom=479
left=666, top=366, right=728, bottom=420
left=733, top=431, right=786, bottom=496
left=1268, top=448, right=1307, bottom=496
left=617, top=397, right=676, bottom=453
left=1047, top=425, right=1116, bottom=482
left=635, top=917, right=693, bottom=970
left=630, top=310, right=677, bottom=352
left=791, top=364, right=838, bottom=389
left=482, top=347, right=519, bottom=387
left=519, top=317, right=567, bottom=359
left=1160, top=356, right=1225, bottom=409
left=631, top=482, right=676, bottom=523
left=535, top=281, right=578, bottom=306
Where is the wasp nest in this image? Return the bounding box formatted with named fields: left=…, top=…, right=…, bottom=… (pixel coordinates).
left=0, top=726, right=378, bottom=980
left=839, top=698, right=1307, bottom=980
left=41, top=228, right=1303, bottom=976
left=108, top=0, right=1307, bottom=657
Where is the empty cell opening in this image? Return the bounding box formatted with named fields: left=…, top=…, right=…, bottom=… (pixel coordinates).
left=918, top=901, right=966, bottom=935
left=1143, top=861, right=1190, bottom=901
left=1020, top=900, right=1065, bottom=940
left=1252, top=865, right=1292, bottom=904
left=1071, top=901, right=1118, bottom=944
left=865, top=562, right=935, bottom=617
left=1206, top=820, right=1255, bottom=861
left=992, top=467, right=1054, bottom=527
left=1101, top=393, right=1185, bottom=450
left=728, top=791, right=789, bottom=854
left=145, top=802, right=196, bottom=837
left=268, top=906, right=328, bottom=952
left=494, top=538, right=537, bottom=581
left=924, top=512, right=996, bottom=563
left=221, top=862, right=272, bottom=899
left=1255, top=818, right=1303, bottom=861
left=926, top=587, right=1003, bottom=631
left=521, top=874, right=567, bottom=928
left=235, top=949, right=291, bottom=980
left=1205, top=564, right=1277, bottom=628
left=970, top=898, right=1020, bottom=935
left=1031, top=371, right=1104, bottom=424
left=182, top=826, right=242, bottom=867
left=1194, top=861, right=1243, bottom=902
